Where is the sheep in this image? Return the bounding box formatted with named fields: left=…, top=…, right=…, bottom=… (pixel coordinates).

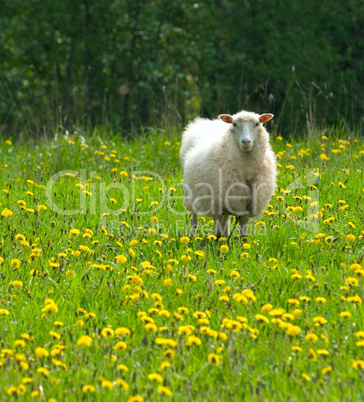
left=180, top=110, right=277, bottom=239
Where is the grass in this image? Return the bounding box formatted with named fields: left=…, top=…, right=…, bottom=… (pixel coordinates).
left=0, top=126, right=363, bottom=401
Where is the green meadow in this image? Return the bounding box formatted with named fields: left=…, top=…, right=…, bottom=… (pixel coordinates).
left=0, top=127, right=363, bottom=401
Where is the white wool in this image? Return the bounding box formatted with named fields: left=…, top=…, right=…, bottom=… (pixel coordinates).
left=180, top=110, right=277, bottom=238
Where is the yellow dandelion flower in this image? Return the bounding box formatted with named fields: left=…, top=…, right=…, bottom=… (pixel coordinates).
left=69, top=229, right=80, bottom=237
left=315, top=297, right=327, bottom=303
left=1, top=208, right=13, bottom=217
left=322, top=366, right=332, bottom=375
left=116, top=255, right=127, bottom=264
left=9, top=280, right=23, bottom=287
left=207, top=353, right=221, bottom=366
left=301, top=373, right=311, bottom=381
left=101, top=328, right=114, bottom=338
left=157, top=385, right=173, bottom=396
left=37, top=367, right=49, bottom=376
left=317, top=349, right=330, bottom=356
left=10, top=259, right=21, bottom=269
left=269, top=308, right=285, bottom=316
left=101, top=380, right=113, bottom=389
left=286, top=326, right=300, bottom=336
left=220, top=245, right=229, bottom=254
left=313, top=316, right=328, bottom=325
left=115, top=378, right=129, bottom=390
left=352, top=360, right=364, bottom=369
left=186, top=335, right=202, bottom=346
left=180, top=236, right=190, bottom=245
left=255, top=314, right=269, bottom=324
left=305, top=333, right=318, bottom=343
left=346, top=234, right=356, bottom=242
left=77, top=335, right=92, bottom=347
left=299, top=296, right=310, bottom=302
left=128, top=396, right=144, bottom=402
left=148, top=373, right=163, bottom=383
left=35, top=347, right=49, bottom=358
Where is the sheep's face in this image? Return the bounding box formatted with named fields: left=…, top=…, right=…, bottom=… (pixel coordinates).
left=219, top=112, right=274, bottom=152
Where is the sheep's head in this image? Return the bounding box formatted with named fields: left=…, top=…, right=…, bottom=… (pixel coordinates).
left=219, top=111, right=273, bottom=152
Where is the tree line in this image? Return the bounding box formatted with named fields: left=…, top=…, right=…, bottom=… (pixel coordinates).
left=1, top=0, right=363, bottom=136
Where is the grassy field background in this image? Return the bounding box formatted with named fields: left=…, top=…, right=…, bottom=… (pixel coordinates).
left=0, top=126, right=363, bottom=401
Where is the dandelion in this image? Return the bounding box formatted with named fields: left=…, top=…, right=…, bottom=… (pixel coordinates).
left=7, top=386, right=18, bottom=396
left=35, top=347, right=49, bottom=358
left=163, top=278, right=172, bottom=286
left=37, top=367, right=49, bottom=376
left=77, top=335, right=92, bottom=347
left=301, top=373, right=311, bottom=381
left=41, top=303, right=59, bottom=314
left=155, top=338, right=178, bottom=348
left=148, top=373, right=163, bottom=383
left=186, top=335, right=202, bottom=346
left=10, top=259, right=21, bottom=269
left=269, top=308, right=285, bottom=316
left=157, top=385, right=173, bottom=396
left=69, top=229, right=80, bottom=237
left=352, top=360, right=364, bottom=369
left=315, top=297, right=327, bottom=303
left=82, top=384, right=96, bottom=394
left=220, top=245, right=229, bottom=254
left=180, top=236, right=190, bottom=245
left=101, top=328, right=114, bottom=338
left=255, top=314, right=269, bottom=324
left=305, top=333, right=318, bottom=343
left=350, top=263, right=361, bottom=271
left=49, top=331, right=61, bottom=339
left=345, top=277, right=359, bottom=286
left=348, top=295, right=362, bottom=305
left=9, top=280, right=23, bottom=287
left=322, top=366, right=332, bottom=375
left=1, top=208, right=13, bottom=217
left=195, top=250, right=204, bottom=258
left=101, top=380, right=113, bottom=389
left=286, top=326, right=301, bottom=336
left=128, top=396, right=144, bottom=402
left=117, top=364, right=129, bottom=372
left=115, top=378, right=129, bottom=390
left=207, top=353, right=221, bottom=366
left=346, top=234, right=356, bottom=242
left=313, top=317, right=328, bottom=326
left=116, top=255, right=127, bottom=263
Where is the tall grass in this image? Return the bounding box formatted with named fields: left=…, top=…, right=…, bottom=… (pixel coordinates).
left=0, top=126, right=363, bottom=400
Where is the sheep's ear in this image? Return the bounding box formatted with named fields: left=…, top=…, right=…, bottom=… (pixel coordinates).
left=259, top=114, right=274, bottom=124
left=219, top=114, right=234, bottom=124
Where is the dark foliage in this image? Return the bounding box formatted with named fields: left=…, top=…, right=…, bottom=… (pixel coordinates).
left=1, top=0, right=363, bottom=136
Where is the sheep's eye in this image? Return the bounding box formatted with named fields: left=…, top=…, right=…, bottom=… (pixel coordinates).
left=232, top=122, right=237, bottom=127
left=255, top=123, right=259, bottom=127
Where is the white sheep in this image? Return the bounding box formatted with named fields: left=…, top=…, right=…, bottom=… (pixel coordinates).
left=180, top=110, right=277, bottom=239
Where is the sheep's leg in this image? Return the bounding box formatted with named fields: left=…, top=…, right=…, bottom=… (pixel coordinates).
left=214, top=215, right=230, bottom=240
left=238, top=215, right=250, bottom=239
left=190, top=213, right=198, bottom=236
